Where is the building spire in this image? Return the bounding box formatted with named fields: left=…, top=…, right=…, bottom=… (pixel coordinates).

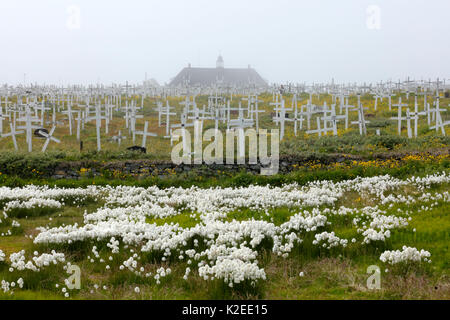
left=216, top=55, right=224, bottom=68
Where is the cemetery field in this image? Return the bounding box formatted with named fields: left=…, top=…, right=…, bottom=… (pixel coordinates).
left=0, top=92, right=449, bottom=158
left=0, top=164, right=449, bottom=300
left=0, top=87, right=449, bottom=300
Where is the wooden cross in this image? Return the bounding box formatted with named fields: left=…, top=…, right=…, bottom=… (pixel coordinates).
left=322, top=105, right=345, bottom=136
left=162, top=101, right=177, bottom=138
left=292, top=103, right=305, bottom=136
left=272, top=99, right=292, bottom=141
left=405, top=109, right=413, bottom=138
left=270, top=99, right=283, bottom=126
left=205, top=107, right=227, bottom=131
left=85, top=104, right=108, bottom=151
left=429, top=99, right=448, bottom=135
left=387, top=91, right=396, bottom=111
left=154, top=101, right=163, bottom=127
left=16, top=106, right=41, bottom=152
left=373, top=92, right=382, bottom=111
left=0, top=105, right=7, bottom=135
left=306, top=117, right=326, bottom=137
left=36, top=100, right=51, bottom=126
left=244, top=95, right=264, bottom=131
left=1, top=122, right=24, bottom=150
left=409, top=96, right=426, bottom=137
left=39, top=126, right=60, bottom=152
left=171, top=113, right=194, bottom=147
left=179, top=95, right=196, bottom=116
left=418, top=90, right=431, bottom=125
left=228, top=116, right=254, bottom=160
left=135, top=121, right=157, bottom=148
left=392, top=97, right=409, bottom=135
left=351, top=104, right=370, bottom=135
left=110, top=130, right=126, bottom=146
left=226, top=100, right=242, bottom=127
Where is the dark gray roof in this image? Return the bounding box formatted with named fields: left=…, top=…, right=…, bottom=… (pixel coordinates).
left=169, top=67, right=268, bottom=87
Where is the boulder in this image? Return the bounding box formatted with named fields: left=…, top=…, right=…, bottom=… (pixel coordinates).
left=127, top=146, right=147, bottom=154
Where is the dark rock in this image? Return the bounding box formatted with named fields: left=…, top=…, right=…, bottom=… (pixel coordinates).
left=127, top=146, right=147, bottom=153
left=34, top=128, right=48, bottom=138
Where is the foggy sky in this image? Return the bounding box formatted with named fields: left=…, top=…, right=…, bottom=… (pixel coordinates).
left=0, top=0, right=449, bottom=85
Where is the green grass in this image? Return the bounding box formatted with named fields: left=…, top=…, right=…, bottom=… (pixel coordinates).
left=0, top=178, right=448, bottom=300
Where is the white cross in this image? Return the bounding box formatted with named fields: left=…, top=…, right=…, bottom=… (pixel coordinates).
left=36, top=100, right=50, bottom=126
left=392, top=97, right=409, bottom=135
left=16, top=107, right=41, bottom=152
left=429, top=100, right=448, bottom=135
left=85, top=104, right=108, bottom=151
left=292, top=103, right=305, bottom=136
left=322, top=105, right=345, bottom=136
left=272, top=99, right=292, bottom=141
left=228, top=115, right=254, bottom=161
left=351, top=104, right=370, bottom=135
left=134, top=121, right=157, bottom=148
left=76, top=110, right=82, bottom=141
left=124, top=101, right=143, bottom=139
left=387, top=91, right=396, bottom=111
left=111, top=130, right=126, bottom=146
left=306, top=117, right=327, bottom=137
left=1, top=122, right=24, bottom=150
left=0, top=105, right=6, bottom=135
left=372, top=93, right=377, bottom=111
left=405, top=109, right=413, bottom=138
left=409, top=96, right=426, bottom=137
left=270, top=99, right=283, bottom=126
left=154, top=101, right=163, bottom=127
left=171, top=113, right=194, bottom=148
left=244, top=95, right=264, bottom=131
left=39, top=126, right=60, bottom=152
left=162, top=101, right=177, bottom=137
left=61, top=101, right=77, bottom=136
left=418, top=90, right=431, bottom=125
left=180, top=95, right=196, bottom=115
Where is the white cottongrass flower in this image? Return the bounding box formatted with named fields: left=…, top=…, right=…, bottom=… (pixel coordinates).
left=0, top=173, right=446, bottom=288
left=380, top=246, right=431, bottom=265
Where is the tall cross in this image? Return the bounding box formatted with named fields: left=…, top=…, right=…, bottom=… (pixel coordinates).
left=171, top=113, right=194, bottom=148
left=16, top=106, right=40, bottom=152
left=292, top=103, right=305, bottom=136
left=85, top=104, right=108, bottom=151
left=351, top=104, right=370, bottom=135
left=163, top=101, right=177, bottom=138
left=405, top=109, right=413, bottom=138
left=429, top=98, right=448, bottom=135
left=409, top=96, right=426, bottom=137
left=392, top=97, right=409, bottom=135
left=272, top=99, right=292, bottom=141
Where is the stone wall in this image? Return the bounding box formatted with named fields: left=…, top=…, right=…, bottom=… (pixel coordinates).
left=46, top=151, right=432, bottom=180
left=49, top=154, right=361, bottom=179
